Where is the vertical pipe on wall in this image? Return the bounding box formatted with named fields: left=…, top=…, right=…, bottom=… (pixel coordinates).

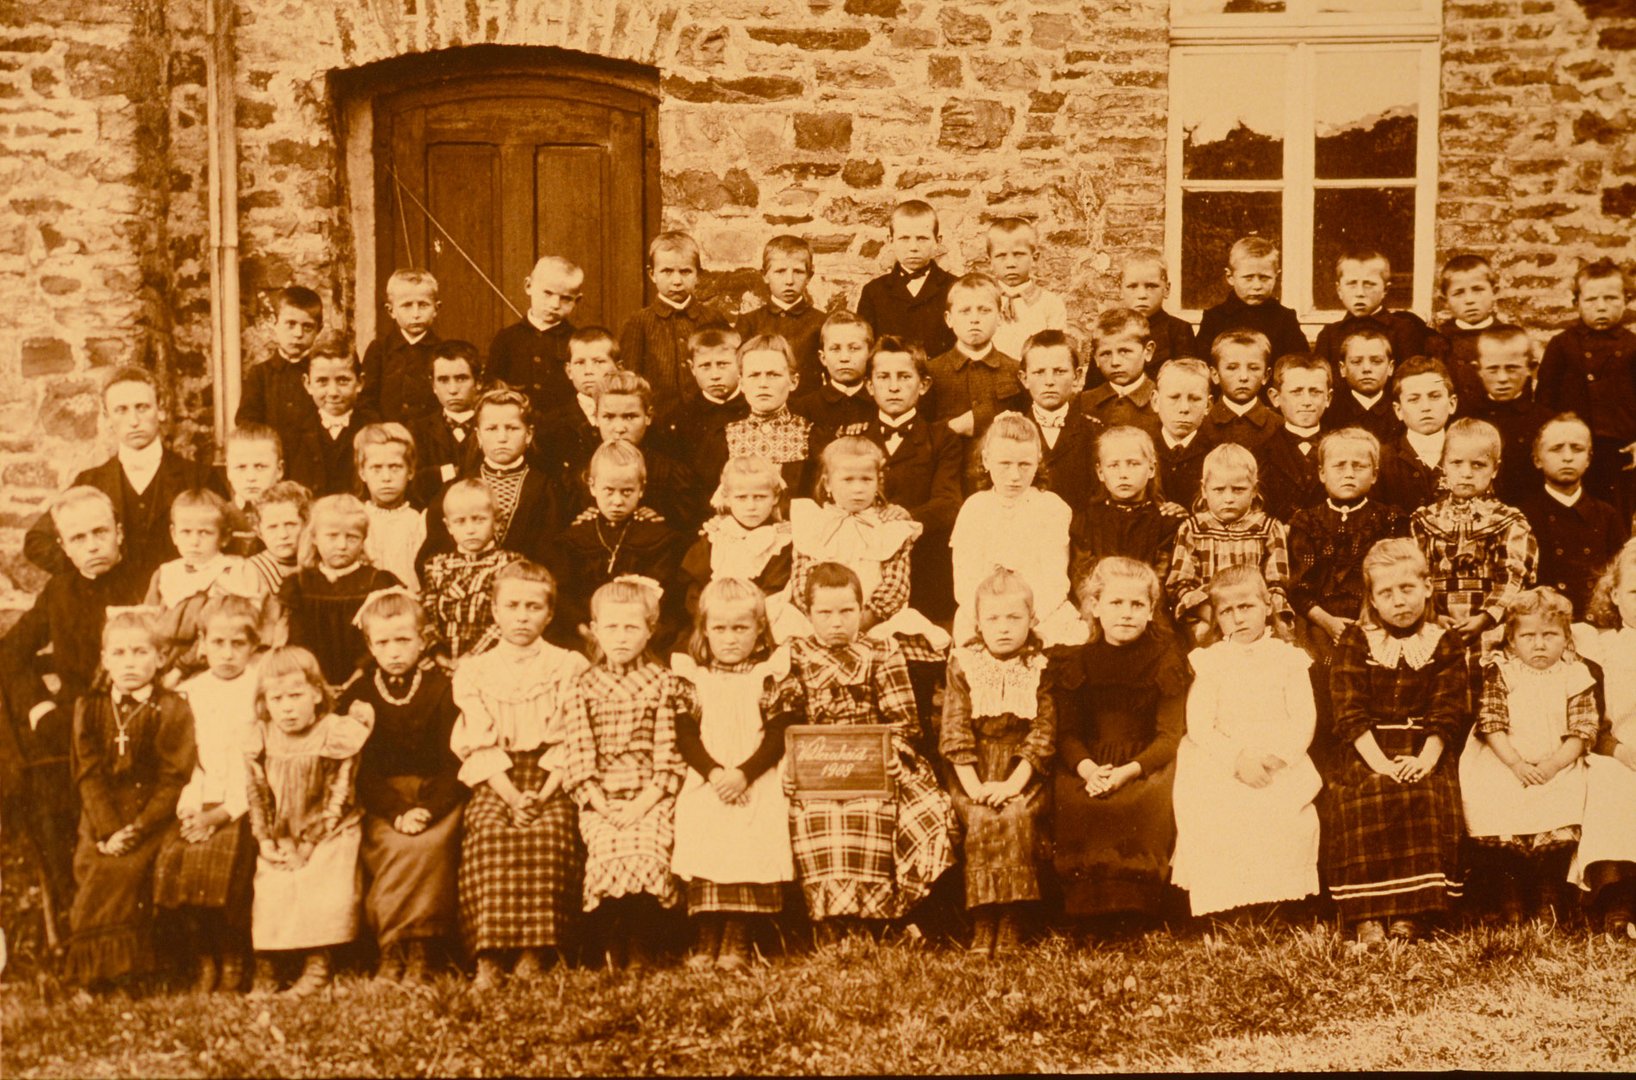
left=206, top=0, right=241, bottom=446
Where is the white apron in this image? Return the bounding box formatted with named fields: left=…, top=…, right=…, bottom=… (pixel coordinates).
left=669, top=652, right=795, bottom=885
left=251, top=814, right=363, bottom=950
left=1460, top=656, right=1589, bottom=839
left=1571, top=626, right=1636, bottom=885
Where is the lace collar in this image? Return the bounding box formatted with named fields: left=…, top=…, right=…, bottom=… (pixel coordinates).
left=958, top=645, right=1046, bottom=719
left=1363, top=621, right=1445, bottom=670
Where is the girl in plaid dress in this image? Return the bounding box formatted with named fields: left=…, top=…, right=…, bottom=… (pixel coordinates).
left=420, top=480, right=520, bottom=662
left=561, top=576, right=693, bottom=969
left=940, top=569, right=1055, bottom=957
left=786, top=562, right=956, bottom=942
left=154, top=596, right=261, bottom=993
left=671, top=579, right=801, bottom=970
left=1327, top=539, right=1469, bottom=945
left=450, top=560, right=589, bottom=990
left=1166, top=442, right=1292, bottom=646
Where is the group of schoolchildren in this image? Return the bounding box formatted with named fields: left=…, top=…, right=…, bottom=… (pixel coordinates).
left=6, top=196, right=1636, bottom=1000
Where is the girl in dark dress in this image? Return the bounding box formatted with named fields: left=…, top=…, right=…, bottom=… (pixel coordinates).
left=278, top=493, right=403, bottom=688
left=1052, top=557, right=1188, bottom=921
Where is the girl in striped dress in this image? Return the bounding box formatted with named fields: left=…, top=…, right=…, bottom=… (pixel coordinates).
left=450, top=560, right=589, bottom=990
left=561, top=575, right=694, bottom=969
left=1327, top=538, right=1468, bottom=945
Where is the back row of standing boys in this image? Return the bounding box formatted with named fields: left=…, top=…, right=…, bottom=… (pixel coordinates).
left=8, top=199, right=1636, bottom=995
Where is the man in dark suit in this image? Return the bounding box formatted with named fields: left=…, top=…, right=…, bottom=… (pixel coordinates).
left=24, top=366, right=216, bottom=585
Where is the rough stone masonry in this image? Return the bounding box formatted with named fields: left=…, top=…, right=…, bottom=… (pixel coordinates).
left=1, top=0, right=1633, bottom=623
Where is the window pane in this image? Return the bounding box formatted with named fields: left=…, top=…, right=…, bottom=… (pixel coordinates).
left=1181, top=190, right=1282, bottom=310
left=1176, top=0, right=1286, bottom=14
left=1176, top=51, right=1286, bottom=181
left=1315, top=51, right=1418, bottom=179
left=1312, top=187, right=1415, bottom=310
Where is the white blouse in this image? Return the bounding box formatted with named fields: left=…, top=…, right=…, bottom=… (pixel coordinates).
left=365, top=503, right=427, bottom=593
left=176, top=663, right=259, bottom=818
left=450, top=639, right=590, bottom=787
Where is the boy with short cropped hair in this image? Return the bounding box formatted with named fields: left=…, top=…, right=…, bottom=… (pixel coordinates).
left=926, top=273, right=1023, bottom=459
left=1079, top=308, right=1162, bottom=440
left=856, top=200, right=957, bottom=358
left=1536, top=257, right=1636, bottom=508
left=1469, top=327, right=1553, bottom=506
left=1117, top=249, right=1198, bottom=381
left=736, top=234, right=827, bottom=390
left=362, top=268, right=442, bottom=425
left=220, top=424, right=284, bottom=556
left=987, top=217, right=1068, bottom=361
left=998, top=330, right=1101, bottom=509
left=1198, top=329, right=1279, bottom=452
left=652, top=326, right=749, bottom=491
left=24, top=365, right=214, bottom=583
left=237, top=285, right=323, bottom=446
left=1312, top=249, right=1442, bottom=372
left=792, top=310, right=876, bottom=431
left=488, top=255, right=584, bottom=418
left=1435, top=254, right=1521, bottom=409
left=1377, top=355, right=1458, bottom=513
left=722, top=334, right=818, bottom=496
left=535, top=326, right=619, bottom=478
left=1195, top=236, right=1309, bottom=362
left=619, top=232, right=730, bottom=401
left=1254, top=353, right=1334, bottom=522
left=1516, top=413, right=1628, bottom=618
left=1322, top=327, right=1403, bottom=443
left=408, top=339, right=484, bottom=504
left=288, top=350, right=375, bottom=497
left=564, top=370, right=704, bottom=531
left=1152, top=357, right=1215, bottom=510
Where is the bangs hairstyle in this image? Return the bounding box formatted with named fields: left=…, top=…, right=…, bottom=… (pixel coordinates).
left=308, top=492, right=369, bottom=534
left=1339, top=326, right=1393, bottom=360
left=689, top=326, right=742, bottom=357
left=1020, top=329, right=1080, bottom=372
left=865, top=335, right=930, bottom=379
left=590, top=576, right=662, bottom=629
left=1361, top=538, right=1430, bottom=619
left=820, top=309, right=873, bottom=347
left=473, top=385, right=532, bottom=426
left=594, top=370, right=653, bottom=411
left=688, top=577, right=774, bottom=666
left=102, top=607, right=162, bottom=650
left=1586, top=539, right=1636, bottom=629
left=1392, top=355, right=1454, bottom=400
left=228, top=422, right=283, bottom=460
left=197, top=593, right=264, bottom=644
left=170, top=488, right=232, bottom=535
left=1572, top=257, right=1627, bottom=299
left=1095, top=424, right=1157, bottom=466
left=1119, top=248, right=1170, bottom=282
left=649, top=230, right=702, bottom=270
left=973, top=566, right=1036, bottom=623
left=491, top=558, right=557, bottom=608
left=1210, top=328, right=1271, bottom=366
left=1532, top=412, right=1591, bottom=457
left=442, top=477, right=495, bottom=516
left=1156, top=357, right=1211, bottom=390
left=1200, top=441, right=1259, bottom=489
left=1443, top=417, right=1503, bottom=465
left=1336, top=248, right=1390, bottom=278
left=1228, top=235, right=1279, bottom=266
left=889, top=199, right=939, bottom=237
left=762, top=233, right=814, bottom=273
left=356, top=587, right=426, bottom=634
left=588, top=439, right=647, bottom=486
left=102, top=363, right=166, bottom=410
left=1091, top=307, right=1150, bottom=344
left=1438, top=253, right=1495, bottom=292
left=1503, top=586, right=1574, bottom=639
left=431, top=339, right=484, bottom=382
left=353, top=422, right=418, bottom=475
left=1076, top=556, right=1160, bottom=639
left=273, top=285, right=324, bottom=325
left=711, top=455, right=786, bottom=517
left=986, top=216, right=1037, bottom=253
left=947, top=272, right=1002, bottom=309
left=255, top=480, right=313, bottom=520
left=817, top=436, right=886, bottom=505
left=568, top=325, right=618, bottom=359
left=737, top=333, right=796, bottom=374
left=1316, top=426, right=1381, bottom=469
left=1206, top=563, right=1271, bottom=607
left=1271, top=351, right=1331, bottom=391
left=254, top=646, right=333, bottom=722
left=387, top=268, right=439, bottom=298
left=51, top=484, right=116, bottom=527
left=802, top=560, right=864, bottom=608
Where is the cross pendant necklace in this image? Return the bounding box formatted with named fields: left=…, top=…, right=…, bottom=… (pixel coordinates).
left=113, top=706, right=133, bottom=756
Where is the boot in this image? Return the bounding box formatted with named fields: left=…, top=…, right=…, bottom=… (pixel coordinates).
left=218, top=949, right=248, bottom=994
left=716, top=917, right=752, bottom=972
left=1387, top=917, right=1420, bottom=942
left=1355, top=919, right=1386, bottom=946
left=513, top=947, right=545, bottom=983
left=284, top=950, right=331, bottom=998
left=374, top=943, right=404, bottom=985
left=687, top=915, right=723, bottom=971
left=814, top=919, right=844, bottom=949
left=994, top=906, right=1026, bottom=956
left=249, top=955, right=280, bottom=997
left=472, top=953, right=504, bottom=992
left=401, top=940, right=430, bottom=986
left=966, top=908, right=997, bottom=958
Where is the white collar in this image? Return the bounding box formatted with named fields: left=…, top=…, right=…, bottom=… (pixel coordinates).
left=1454, top=316, right=1495, bottom=331
left=1351, top=389, right=1383, bottom=410
left=956, top=342, right=994, bottom=363
left=113, top=684, right=155, bottom=705
left=320, top=410, right=353, bottom=432
left=577, top=393, right=597, bottom=423
left=1162, top=428, right=1198, bottom=450
left=769, top=295, right=802, bottom=313
left=401, top=329, right=428, bottom=345
left=317, top=560, right=362, bottom=583
left=701, top=387, right=742, bottom=406
left=1112, top=376, right=1148, bottom=399
left=1405, top=428, right=1446, bottom=467
left=444, top=408, right=475, bottom=424
left=832, top=381, right=865, bottom=397
left=526, top=312, right=562, bottom=333
left=1222, top=396, right=1259, bottom=417
left=880, top=408, right=916, bottom=429
left=1033, top=401, right=1072, bottom=422
left=1285, top=422, right=1321, bottom=439
left=658, top=294, right=692, bottom=312
left=1546, top=484, right=1583, bottom=507
left=118, top=439, right=163, bottom=476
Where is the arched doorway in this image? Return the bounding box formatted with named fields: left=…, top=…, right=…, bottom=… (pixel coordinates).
left=343, top=46, right=660, bottom=351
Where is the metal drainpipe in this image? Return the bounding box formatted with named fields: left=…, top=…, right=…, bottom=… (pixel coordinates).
left=205, top=0, right=241, bottom=450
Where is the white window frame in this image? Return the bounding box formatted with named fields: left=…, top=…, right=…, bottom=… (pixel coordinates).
left=1166, top=1, right=1442, bottom=326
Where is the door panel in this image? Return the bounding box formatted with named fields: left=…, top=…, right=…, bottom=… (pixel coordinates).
left=535, top=146, right=607, bottom=328
left=426, top=143, right=503, bottom=347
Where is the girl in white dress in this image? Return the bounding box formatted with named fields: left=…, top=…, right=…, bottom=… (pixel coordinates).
left=671, top=578, right=800, bottom=971
left=950, top=412, right=1087, bottom=649
left=1462, top=587, right=1596, bottom=925
left=1171, top=565, right=1321, bottom=918
left=357, top=423, right=427, bottom=593
left=1571, top=540, right=1636, bottom=940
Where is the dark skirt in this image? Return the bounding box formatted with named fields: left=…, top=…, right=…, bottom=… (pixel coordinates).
left=66, top=819, right=176, bottom=984
left=1052, top=748, right=1176, bottom=918
left=153, top=814, right=254, bottom=927
left=458, top=754, right=581, bottom=952
left=949, top=732, right=1047, bottom=908
left=364, top=803, right=463, bottom=947
left=1327, top=741, right=1464, bottom=923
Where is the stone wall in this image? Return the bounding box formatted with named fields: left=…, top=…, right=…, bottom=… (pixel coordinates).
left=3, top=0, right=1635, bottom=620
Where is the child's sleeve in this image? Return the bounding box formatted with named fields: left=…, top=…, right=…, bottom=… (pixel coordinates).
left=673, top=679, right=719, bottom=781
left=559, top=684, right=604, bottom=807
left=654, top=675, right=692, bottom=796
left=70, top=700, right=123, bottom=841
left=1480, top=519, right=1538, bottom=626
left=865, top=523, right=913, bottom=622
left=1165, top=522, right=1202, bottom=612
left=449, top=662, right=513, bottom=788
left=949, top=500, right=984, bottom=610
left=1261, top=518, right=1292, bottom=599
left=143, top=568, right=163, bottom=608
left=617, top=314, right=647, bottom=382
left=873, top=646, right=922, bottom=759
left=938, top=652, right=977, bottom=768
left=1424, top=633, right=1473, bottom=743
left=1020, top=669, right=1057, bottom=778
left=417, top=678, right=470, bottom=819
left=1328, top=628, right=1376, bottom=748
left=1270, top=648, right=1317, bottom=766
left=1135, top=652, right=1188, bottom=777
left=131, top=697, right=197, bottom=838
left=1183, top=651, right=1237, bottom=763
left=740, top=667, right=803, bottom=782
left=1533, top=332, right=1572, bottom=414
left=788, top=548, right=815, bottom=614
left=235, top=363, right=267, bottom=427
left=911, top=427, right=965, bottom=534
left=313, top=755, right=358, bottom=837
left=1286, top=514, right=1322, bottom=617
left=244, top=726, right=276, bottom=842
left=1566, top=680, right=1600, bottom=746
left=1476, top=661, right=1510, bottom=737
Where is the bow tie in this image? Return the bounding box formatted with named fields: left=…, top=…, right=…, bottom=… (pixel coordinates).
left=897, top=262, right=931, bottom=282
left=1034, top=410, right=1066, bottom=430
left=321, top=418, right=348, bottom=436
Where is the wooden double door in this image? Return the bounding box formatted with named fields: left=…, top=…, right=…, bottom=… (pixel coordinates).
left=373, top=62, right=659, bottom=351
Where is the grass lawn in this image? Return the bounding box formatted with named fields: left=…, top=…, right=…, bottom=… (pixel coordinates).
left=5, top=919, right=1634, bottom=1076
